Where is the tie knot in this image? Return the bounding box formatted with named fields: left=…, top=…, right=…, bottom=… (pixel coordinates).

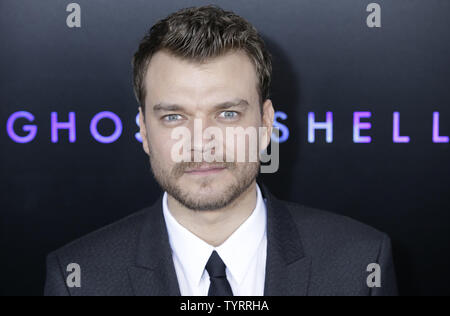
left=205, top=251, right=227, bottom=278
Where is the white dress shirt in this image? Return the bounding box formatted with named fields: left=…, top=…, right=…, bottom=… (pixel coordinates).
left=162, top=183, right=268, bottom=296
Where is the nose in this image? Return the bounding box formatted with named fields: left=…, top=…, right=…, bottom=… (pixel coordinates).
left=190, top=117, right=215, bottom=153
left=187, top=116, right=224, bottom=164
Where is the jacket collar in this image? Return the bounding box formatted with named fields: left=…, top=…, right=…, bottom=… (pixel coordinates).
left=258, top=180, right=311, bottom=296
left=128, top=179, right=311, bottom=296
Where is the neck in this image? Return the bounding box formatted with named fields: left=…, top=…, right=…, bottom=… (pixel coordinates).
left=167, top=181, right=258, bottom=247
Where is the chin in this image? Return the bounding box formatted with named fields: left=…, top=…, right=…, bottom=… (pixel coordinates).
left=182, top=173, right=231, bottom=186
left=186, top=183, right=222, bottom=195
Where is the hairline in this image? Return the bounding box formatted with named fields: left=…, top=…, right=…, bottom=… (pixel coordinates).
left=140, top=47, right=264, bottom=118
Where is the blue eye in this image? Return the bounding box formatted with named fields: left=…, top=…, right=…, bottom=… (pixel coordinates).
left=219, top=111, right=239, bottom=119
left=163, top=114, right=182, bottom=122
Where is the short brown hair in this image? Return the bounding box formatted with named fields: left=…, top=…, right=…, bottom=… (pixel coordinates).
left=132, top=5, right=272, bottom=115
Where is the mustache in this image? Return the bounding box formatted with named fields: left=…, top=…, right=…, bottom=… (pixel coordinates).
left=171, top=161, right=237, bottom=177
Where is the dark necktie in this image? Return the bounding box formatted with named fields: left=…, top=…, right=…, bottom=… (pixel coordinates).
left=205, top=250, right=234, bottom=296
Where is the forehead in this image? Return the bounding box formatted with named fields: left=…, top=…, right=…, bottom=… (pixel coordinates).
left=144, top=49, right=259, bottom=107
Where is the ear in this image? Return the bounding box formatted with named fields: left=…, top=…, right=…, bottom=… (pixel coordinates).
left=138, top=107, right=150, bottom=156
left=261, top=99, right=275, bottom=152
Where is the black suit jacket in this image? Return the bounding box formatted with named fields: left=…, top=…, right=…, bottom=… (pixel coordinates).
left=44, top=181, right=398, bottom=296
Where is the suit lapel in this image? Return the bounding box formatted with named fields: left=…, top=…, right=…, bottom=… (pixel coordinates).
left=128, top=181, right=311, bottom=296
left=128, top=194, right=181, bottom=296
left=259, top=181, right=311, bottom=296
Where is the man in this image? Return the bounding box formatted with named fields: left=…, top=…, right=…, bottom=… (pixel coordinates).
left=44, top=5, right=398, bottom=296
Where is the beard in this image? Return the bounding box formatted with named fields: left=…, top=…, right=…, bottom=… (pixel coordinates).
left=149, top=153, right=260, bottom=211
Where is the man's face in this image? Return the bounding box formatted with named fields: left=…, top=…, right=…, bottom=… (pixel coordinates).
left=139, top=49, right=274, bottom=211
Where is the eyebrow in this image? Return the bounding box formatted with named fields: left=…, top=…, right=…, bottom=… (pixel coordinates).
left=152, top=99, right=250, bottom=113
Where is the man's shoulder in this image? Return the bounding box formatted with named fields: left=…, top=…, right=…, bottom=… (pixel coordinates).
left=49, top=206, right=152, bottom=264
left=44, top=206, right=156, bottom=296
left=275, top=199, right=397, bottom=296
left=280, top=199, right=389, bottom=250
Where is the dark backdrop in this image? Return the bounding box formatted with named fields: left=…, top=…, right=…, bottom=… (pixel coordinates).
left=1, top=0, right=449, bottom=296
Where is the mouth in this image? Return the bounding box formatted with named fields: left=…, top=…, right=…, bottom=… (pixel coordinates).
left=184, top=165, right=227, bottom=175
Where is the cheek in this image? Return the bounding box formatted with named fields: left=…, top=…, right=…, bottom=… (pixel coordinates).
left=222, top=129, right=261, bottom=163
left=148, top=130, right=176, bottom=163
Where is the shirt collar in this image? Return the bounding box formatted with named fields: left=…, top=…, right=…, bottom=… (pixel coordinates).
left=162, top=183, right=267, bottom=286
